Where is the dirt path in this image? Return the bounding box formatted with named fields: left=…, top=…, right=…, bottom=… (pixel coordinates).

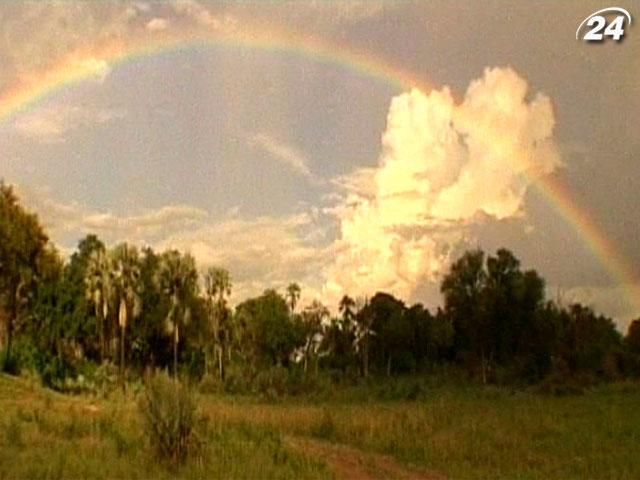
left=285, top=435, right=446, bottom=480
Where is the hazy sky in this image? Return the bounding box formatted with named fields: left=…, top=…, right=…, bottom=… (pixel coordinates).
left=0, top=1, right=638, bottom=327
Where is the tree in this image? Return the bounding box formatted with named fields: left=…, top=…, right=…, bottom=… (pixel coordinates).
left=366, top=292, right=418, bottom=375
left=322, top=295, right=358, bottom=373
left=156, top=250, right=198, bottom=377
left=132, top=247, right=169, bottom=370
left=405, top=303, right=453, bottom=368
left=0, top=182, right=49, bottom=372
left=564, top=303, right=622, bottom=375
left=339, top=295, right=356, bottom=327
left=110, top=243, right=142, bottom=384
left=354, top=297, right=373, bottom=378
left=286, top=283, right=301, bottom=314
left=85, top=245, right=110, bottom=362
left=53, top=234, right=107, bottom=363
left=299, top=300, right=329, bottom=375
left=626, top=319, right=640, bottom=355
left=441, top=249, right=489, bottom=381
left=235, top=290, right=300, bottom=367
left=203, top=267, right=232, bottom=380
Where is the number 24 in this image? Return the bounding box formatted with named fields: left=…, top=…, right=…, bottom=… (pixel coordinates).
left=584, top=15, right=626, bottom=41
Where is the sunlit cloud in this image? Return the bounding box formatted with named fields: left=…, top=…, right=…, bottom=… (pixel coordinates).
left=322, top=67, right=561, bottom=304
left=158, top=212, right=330, bottom=303
left=11, top=66, right=563, bottom=312
left=146, top=17, right=169, bottom=32
left=15, top=185, right=328, bottom=306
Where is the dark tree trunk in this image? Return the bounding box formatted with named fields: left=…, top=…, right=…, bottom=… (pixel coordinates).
left=120, top=324, right=126, bottom=391
left=2, top=290, right=17, bottom=373
left=173, top=324, right=179, bottom=378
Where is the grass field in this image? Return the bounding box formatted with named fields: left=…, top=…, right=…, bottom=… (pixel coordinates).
left=1, top=373, right=640, bottom=479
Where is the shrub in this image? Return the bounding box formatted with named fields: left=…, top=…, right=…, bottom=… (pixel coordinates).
left=311, top=408, right=337, bottom=440
left=138, top=373, right=204, bottom=467
left=0, top=346, right=23, bottom=375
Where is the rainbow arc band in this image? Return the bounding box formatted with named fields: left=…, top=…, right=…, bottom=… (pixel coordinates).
left=1, top=26, right=637, bottom=316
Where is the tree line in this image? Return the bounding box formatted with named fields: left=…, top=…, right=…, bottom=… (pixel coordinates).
left=2, top=181, right=640, bottom=391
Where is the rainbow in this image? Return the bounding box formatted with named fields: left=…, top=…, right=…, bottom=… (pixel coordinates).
left=1, top=26, right=638, bottom=318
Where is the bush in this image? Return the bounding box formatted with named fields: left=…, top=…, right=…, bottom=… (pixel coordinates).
left=138, top=373, right=204, bottom=467
left=0, top=350, right=20, bottom=375
left=310, top=408, right=336, bottom=440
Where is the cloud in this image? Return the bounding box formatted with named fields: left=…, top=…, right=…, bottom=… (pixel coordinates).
left=15, top=185, right=328, bottom=306
left=249, top=132, right=313, bottom=179
left=0, top=3, right=136, bottom=90
left=7, top=64, right=562, bottom=313
left=11, top=104, right=126, bottom=142
left=0, top=2, right=234, bottom=93
left=15, top=185, right=207, bottom=244
left=322, top=67, right=561, bottom=304
left=171, top=0, right=236, bottom=31
left=146, top=17, right=169, bottom=32
left=157, top=212, right=329, bottom=303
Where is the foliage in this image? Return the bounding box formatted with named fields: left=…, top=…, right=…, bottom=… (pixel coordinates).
left=0, top=373, right=329, bottom=480
left=0, top=182, right=50, bottom=372
left=138, top=373, right=203, bottom=467
left=155, top=250, right=199, bottom=377
left=0, top=184, right=637, bottom=392
left=236, top=289, right=303, bottom=368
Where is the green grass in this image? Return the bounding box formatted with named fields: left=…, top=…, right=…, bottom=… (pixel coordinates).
left=0, top=373, right=328, bottom=480
left=2, top=372, right=640, bottom=479
left=199, top=380, right=640, bottom=479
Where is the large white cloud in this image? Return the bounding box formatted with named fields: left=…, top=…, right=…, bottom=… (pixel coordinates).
left=11, top=67, right=562, bottom=312
left=322, top=67, right=561, bottom=304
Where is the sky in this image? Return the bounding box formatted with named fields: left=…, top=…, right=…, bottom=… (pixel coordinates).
left=0, top=1, right=638, bottom=328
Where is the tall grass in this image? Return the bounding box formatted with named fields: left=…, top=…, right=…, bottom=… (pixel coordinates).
left=199, top=380, right=640, bottom=479
left=3, top=372, right=640, bottom=479
left=0, top=373, right=328, bottom=480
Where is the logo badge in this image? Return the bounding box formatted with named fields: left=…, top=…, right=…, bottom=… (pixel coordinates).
left=576, top=7, right=632, bottom=42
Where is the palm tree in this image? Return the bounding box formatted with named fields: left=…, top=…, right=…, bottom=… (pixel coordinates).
left=85, top=247, right=111, bottom=362
left=156, top=250, right=198, bottom=378
left=204, top=267, right=232, bottom=380
left=354, top=297, right=373, bottom=378
left=339, top=295, right=356, bottom=330
left=286, top=282, right=301, bottom=314
left=301, top=300, right=329, bottom=376
left=110, top=243, right=142, bottom=386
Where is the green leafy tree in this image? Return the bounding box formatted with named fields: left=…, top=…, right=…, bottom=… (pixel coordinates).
left=236, top=289, right=300, bottom=367
left=564, top=303, right=622, bottom=376
left=366, top=292, right=409, bottom=375
left=85, top=245, right=111, bottom=362
left=203, top=267, right=232, bottom=380
left=156, top=250, right=199, bottom=377
left=354, top=297, right=373, bottom=378
left=299, top=300, right=329, bottom=376
left=0, top=182, right=49, bottom=371
left=626, top=319, right=640, bottom=355
left=441, top=249, right=489, bottom=381
left=110, top=243, right=142, bottom=384
left=323, top=295, right=358, bottom=373
left=130, top=247, right=169, bottom=370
